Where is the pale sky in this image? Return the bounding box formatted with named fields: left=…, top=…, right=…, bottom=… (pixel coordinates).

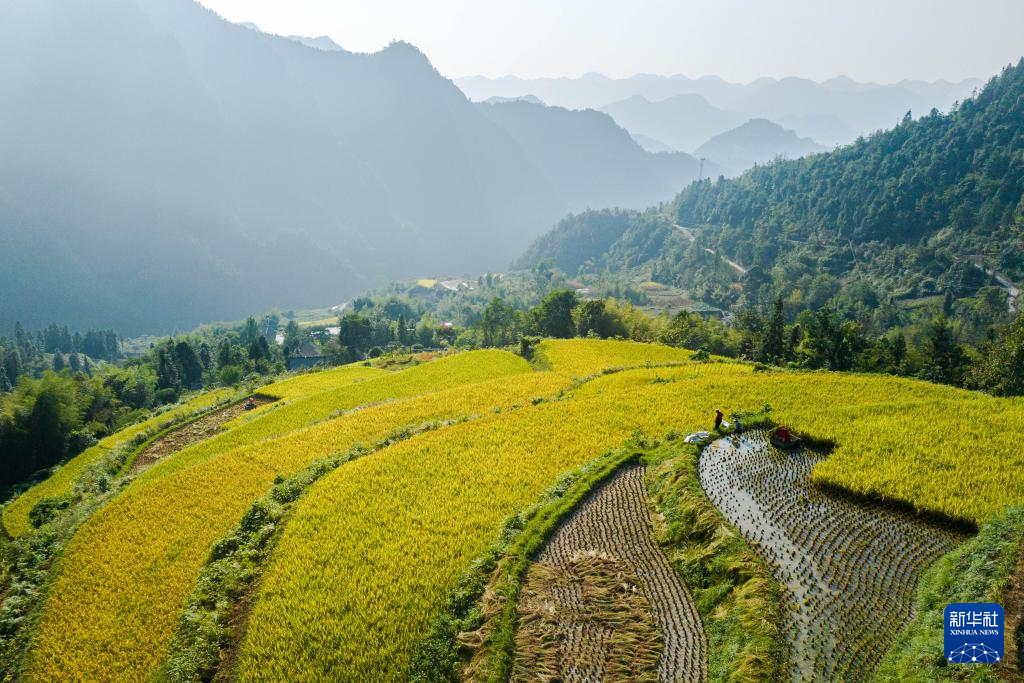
left=198, top=0, right=1024, bottom=83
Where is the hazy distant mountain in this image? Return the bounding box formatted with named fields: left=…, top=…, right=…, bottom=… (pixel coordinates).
left=0, top=0, right=718, bottom=334
left=600, top=94, right=745, bottom=153
left=695, top=119, right=825, bottom=175
left=477, top=100, right=715, bottom=211
left=775, top=114, right=853, bottom=148
left=286, top=35, right=344, bottom=51
left=0, top=0, right=571, bottom=334
left=518, top=60, right=1024, bottom=321
left=631, top=134, right=676, bottom=153
left=483, top=94, right=545, bottom=105
left=457, top=73, right=981, bottom=147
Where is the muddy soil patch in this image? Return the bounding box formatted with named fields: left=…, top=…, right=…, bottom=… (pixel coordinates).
left=699, top=431, right=965, bottom=682
left=131, top=395, right=277, bottom=473
left=514, top=464, right=707, bottom=682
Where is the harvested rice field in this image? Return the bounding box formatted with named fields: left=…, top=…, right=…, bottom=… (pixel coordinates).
left=515, top=464, right=706, bottom=683
left=699, top=431, right=966, bottom=681
left=129, top=394, right=277, bottom=472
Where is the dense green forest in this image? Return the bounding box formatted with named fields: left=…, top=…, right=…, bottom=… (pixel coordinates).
left=672, top=60, right=1024, bottom=268
left=0, top=317, right=288, bottom=486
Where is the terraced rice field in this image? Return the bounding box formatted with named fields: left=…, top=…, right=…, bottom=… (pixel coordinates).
left=2, top=387, right=236, bottom=537
left=9, top=339, right=1024, bottom=682
left=537, top=338, right=693, bottom=376
left=515, top=464, right=706, bottom=682
left=24, top=357, right=549, bottom=683
left=129, top=394, right=277, bottom=472
left=699, top=431, right=965, bottom=681
left=515, top=553, right=664, bottom=682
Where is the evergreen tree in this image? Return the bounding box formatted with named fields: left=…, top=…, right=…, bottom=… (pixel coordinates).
left=156, top=348, right=181, bottom=391
left=4, top=347, right=23, bottom=384
left=969, top=311, right=1024, bottom=395
left=217, top=339, right=235, bottom=368
left=396, top=314, right=408, bottom=345
left=760, top=296, right=786, bottom=364
left=173, top=340, right=204, bottom=388
left=786, top=323, right=803, bottom=361
left=530, top=290, right=578, bottom=339
left=83, top=356, right=93, bottom=376
left=198, top=342, right=214, bottom=370
left=891, top=333, right=907, bottom=369
left=284, top=320, right=301, bottom=355
left=240, top=317, right=260, bottom=346
left=921, top=316, right=967, bottom=386
left=13, top=322, right=29, bottom=357
left=51, top=353, right=65, bottom=372
left=480, top=298, right=519, bottom=347
left=68, top=353, right=81, bottom=373
left=58, top=326, right=72, bottom=353
left=0, top=366, right=10, bottom=393
left=248, top=336, right=272, bottom=362
left=572, top=300, right=626, bottom=339
left=338, top=314, right=373, bottom=361
left=801, top=308, right=856, bottom=371
left=942, top=289, right=955, bottom=316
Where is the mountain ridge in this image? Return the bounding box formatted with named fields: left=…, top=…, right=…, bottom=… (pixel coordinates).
left=0, top=0, right=705, bottom=334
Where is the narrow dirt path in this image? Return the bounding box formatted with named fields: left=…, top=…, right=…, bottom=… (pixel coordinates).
left=130, top=395, right=277, bottom=473
left=699, top=431, right=965, bottom=682
left=514, top=464, right=707, bottom=683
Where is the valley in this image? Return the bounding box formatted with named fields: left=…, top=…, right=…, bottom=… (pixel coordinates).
left=1, top=2, right=1022, bottom=681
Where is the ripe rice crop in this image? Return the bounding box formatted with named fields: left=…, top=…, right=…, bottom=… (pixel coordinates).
left=537, top=338, right=694, bottom=376
left=18, top=340, right=1024, bottom=681
left=133, top=350, right=531, bottom=484
left=802, top=398, right=1024, bottom=524
left=2, top=387, right=235, bottom=538
left=235, top=366, right=1024, bottom=681
left=699, top=431, right=963, bottom=680
left=570, top=367, right=1015, bottom=523
left=24, top=367, right=561, bottom=683
left=5, top=362, right=386, bottom=538
left=251, top=363, right=383, bottom=401
left=234, top=396, right=690, bottom=682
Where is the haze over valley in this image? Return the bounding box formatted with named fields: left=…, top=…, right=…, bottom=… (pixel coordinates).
left=0, top=0, right=999, bottom=334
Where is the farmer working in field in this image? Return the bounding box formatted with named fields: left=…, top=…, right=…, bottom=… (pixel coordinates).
left=714, top=409, right=724, bottom=431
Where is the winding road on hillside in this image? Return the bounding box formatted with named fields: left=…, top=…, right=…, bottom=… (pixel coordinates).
left=672, top=224, right=748, bottom=275
left=969, top=256, right=1020, bottom=312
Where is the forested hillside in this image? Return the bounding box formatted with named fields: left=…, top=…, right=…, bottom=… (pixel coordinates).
left=522, top=60, right=1024, bottom=335
left=673, top=59, right=1024, bottom=272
